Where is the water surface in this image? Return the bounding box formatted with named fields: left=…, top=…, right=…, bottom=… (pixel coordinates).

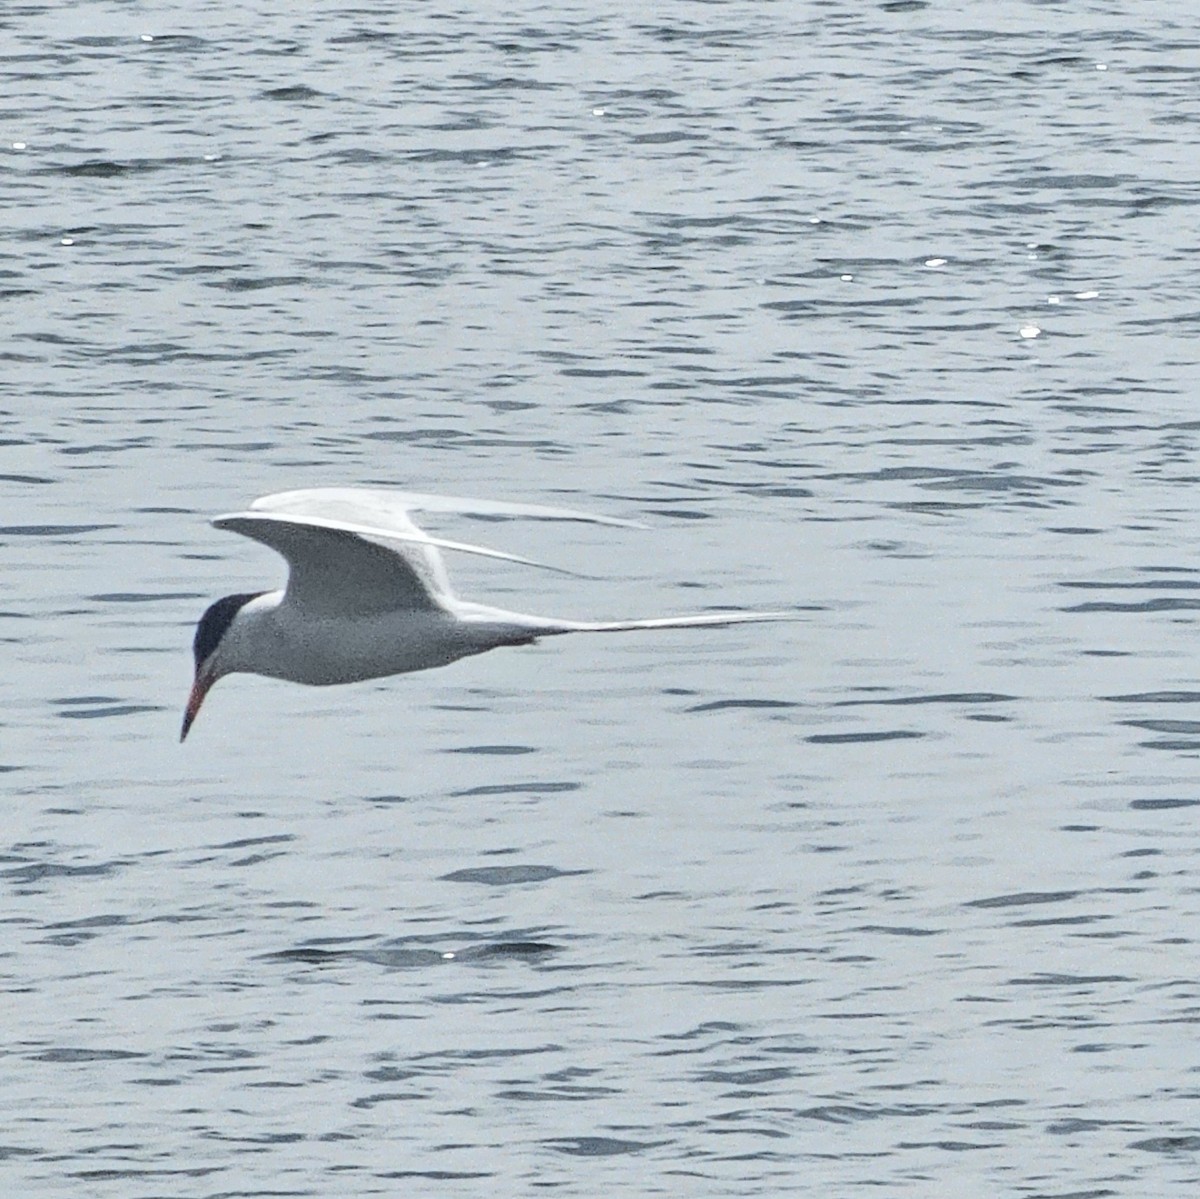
left=3, top=2, right=1200, bottom=1194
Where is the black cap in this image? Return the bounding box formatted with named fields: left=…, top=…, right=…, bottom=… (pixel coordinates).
left=193, top=592, right=265, bottom=667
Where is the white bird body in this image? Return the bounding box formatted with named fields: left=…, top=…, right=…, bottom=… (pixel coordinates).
left=181, top=487, right=792, bottom=739
left=217, top=591, right=553, bottom=686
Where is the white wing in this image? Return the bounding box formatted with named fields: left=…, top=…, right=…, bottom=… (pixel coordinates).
left=250, top=488, right=644, bottom=529
left=214, top=488, right=637, bottom=617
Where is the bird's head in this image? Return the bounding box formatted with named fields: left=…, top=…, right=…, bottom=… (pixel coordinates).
left=181, top=591, right=266, bottom=742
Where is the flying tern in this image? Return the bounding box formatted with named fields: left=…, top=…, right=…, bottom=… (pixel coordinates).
left=181, top=488, right=791, bottom=740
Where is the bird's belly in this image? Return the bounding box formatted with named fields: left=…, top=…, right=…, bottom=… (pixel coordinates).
left=265, top=611, right=485, bottom=686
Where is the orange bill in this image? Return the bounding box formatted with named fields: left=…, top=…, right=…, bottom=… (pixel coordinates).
left=180, top=671, right=215, bottom=742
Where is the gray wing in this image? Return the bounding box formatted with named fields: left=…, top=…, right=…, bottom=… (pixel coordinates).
left=213, top=510, right=579, bottom=616
left=213, top=513, right=450, bottom=614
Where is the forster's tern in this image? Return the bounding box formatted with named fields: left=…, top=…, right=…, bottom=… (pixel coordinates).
left=181, top=488, right=790, bottom=740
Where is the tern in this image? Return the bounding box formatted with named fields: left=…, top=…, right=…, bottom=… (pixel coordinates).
left=181, top=488, right=791, bottom=741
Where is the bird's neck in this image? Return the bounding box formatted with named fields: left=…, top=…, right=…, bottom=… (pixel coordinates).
left=218, top=591, right=285, bottom=677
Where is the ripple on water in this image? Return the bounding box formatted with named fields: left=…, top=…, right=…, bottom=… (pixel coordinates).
left=546, top=1137, right=666, bottom=1157
left=440, top=865, right=590, bottom=886
left=806, top=729, right=926, bottom=744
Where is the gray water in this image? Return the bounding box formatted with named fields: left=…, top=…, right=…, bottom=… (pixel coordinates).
left=3, top=2, right=1199, bottom=1194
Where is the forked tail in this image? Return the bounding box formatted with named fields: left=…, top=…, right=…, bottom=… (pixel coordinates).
left=543, top=610, right=796, bottom=635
